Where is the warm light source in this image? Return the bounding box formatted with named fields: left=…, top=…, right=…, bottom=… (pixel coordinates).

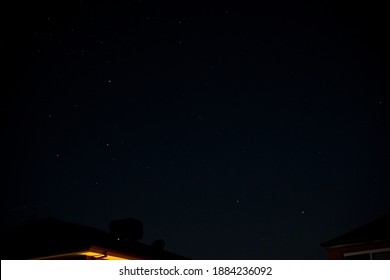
left=33, top=246, right=143, bottom=260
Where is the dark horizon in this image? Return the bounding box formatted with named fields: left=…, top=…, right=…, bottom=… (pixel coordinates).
left=2, top=0, right=389, bottom=259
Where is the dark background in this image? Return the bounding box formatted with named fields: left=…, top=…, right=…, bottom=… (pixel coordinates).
left=1, top=0, right=389, bottom=259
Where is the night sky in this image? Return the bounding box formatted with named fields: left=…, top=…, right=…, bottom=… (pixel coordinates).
left=2, top=0, right=389, bottom=259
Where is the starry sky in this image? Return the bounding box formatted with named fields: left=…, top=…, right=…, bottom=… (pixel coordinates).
left=2, top=0, right=389, bottom=259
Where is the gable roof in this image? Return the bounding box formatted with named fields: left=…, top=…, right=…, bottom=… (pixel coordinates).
left=1, top=218, right=189, bottom=260
left=321, top=214, right=390, bottom=248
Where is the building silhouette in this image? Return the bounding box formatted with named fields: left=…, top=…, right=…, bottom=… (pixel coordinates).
left=321, top=214, right=390, bottom=259
left=1, top=217, right=188, bottom=260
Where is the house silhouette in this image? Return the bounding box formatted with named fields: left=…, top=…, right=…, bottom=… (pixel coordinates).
left=1, top=217, right=189, bottom=260
left=321, top=214, right=390, bottom=259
